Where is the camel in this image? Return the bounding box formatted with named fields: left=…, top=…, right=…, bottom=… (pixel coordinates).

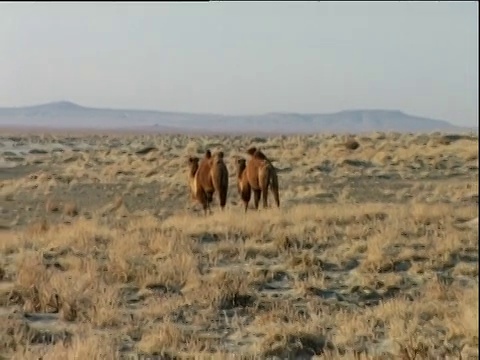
left=188, top=149, right=229, bottom=215
left=235, top=158, right=251, bottom=213
left=238, top=147, right=280, bottom=211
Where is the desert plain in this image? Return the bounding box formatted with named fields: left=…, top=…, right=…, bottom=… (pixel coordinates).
left=0, top=130, right=478, bottom=359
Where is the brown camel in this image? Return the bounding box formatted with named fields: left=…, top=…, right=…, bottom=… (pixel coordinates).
left=188, top=149, right=229, bottom=215
left=235, top=158, right=251, bottom=213
left=243, top=146, right=280, bottom=210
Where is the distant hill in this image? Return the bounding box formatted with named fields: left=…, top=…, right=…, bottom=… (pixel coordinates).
left=0, top=100, right=475, bottom=135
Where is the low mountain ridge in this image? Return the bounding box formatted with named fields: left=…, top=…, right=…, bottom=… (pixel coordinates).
left=0, top=101, right=474, bottom=134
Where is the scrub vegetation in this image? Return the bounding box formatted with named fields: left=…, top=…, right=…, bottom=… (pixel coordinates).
left=0, top=130, right=478, bottom=359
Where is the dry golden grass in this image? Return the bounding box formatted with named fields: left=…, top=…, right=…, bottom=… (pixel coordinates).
left=0, top=131, right=478, bottom=359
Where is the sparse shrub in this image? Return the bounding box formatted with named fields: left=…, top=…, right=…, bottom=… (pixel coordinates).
left=345, top=138, right=360, bottom=150
left=63, top=201, right=79, bottom=217
left=45, top=198, right=60, bottom=213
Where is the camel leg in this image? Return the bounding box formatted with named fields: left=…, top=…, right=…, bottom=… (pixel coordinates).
left=206, top=191, right=214, bottom=205
left=197, top=190, right=209, bottom=216
left=244, top=192, right=251, bottom=213
left=259, top=170, right=270, bottom=209
left=216, top=181, right=228, bottom=211
left=262, top=186, right=269, bottom=209
left=242, top=184, right=251, bottom=213
left=253, top=189, right=261, bottom=210
left=204, top=199, right=213, bottom=216
left=206, top=191, right=214, bottom=213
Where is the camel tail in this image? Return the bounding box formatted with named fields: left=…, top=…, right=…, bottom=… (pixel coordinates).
left=213, top=165, right=229, bottom=209
left=270, top=169, right=280, bottom=208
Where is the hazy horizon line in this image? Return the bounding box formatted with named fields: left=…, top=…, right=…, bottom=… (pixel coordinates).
left=0, top=99, right=459, bottom=121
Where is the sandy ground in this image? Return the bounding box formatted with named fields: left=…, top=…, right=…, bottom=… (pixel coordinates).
left=0, top=130, right=478, bottom=359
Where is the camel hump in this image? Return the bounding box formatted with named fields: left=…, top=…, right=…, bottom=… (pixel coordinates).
left=246, top=147, right=257, bottom=156
left=189, top=156, right=199, bottom=164
left=255, top=151, right=268, bottom=160
left=205, top=149, right=212, bottom=158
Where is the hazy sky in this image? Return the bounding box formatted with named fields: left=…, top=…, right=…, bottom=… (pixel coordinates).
left=1, top=2, right=478, bottom=126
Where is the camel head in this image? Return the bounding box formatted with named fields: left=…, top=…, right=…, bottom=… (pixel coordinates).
left=253, top=150, right=268, bottom=160
left=247, top=146, right=268, bottom=160
left=205, top=149, right=212, bottom=159
left=188, top=156, right=200, bottom=176
left=236, top=158, right=247, bottom=175
left=210, top=151, right=225, bottom=164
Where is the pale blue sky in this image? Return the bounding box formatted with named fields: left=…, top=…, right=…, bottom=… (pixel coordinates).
left=1, top=2, right=478, bottom=126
